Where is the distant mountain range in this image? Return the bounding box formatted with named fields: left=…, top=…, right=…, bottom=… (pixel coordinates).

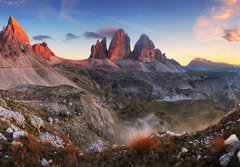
left=0, top=16, right=239, bottom=90
left=187, top=58, right=237, bottom=71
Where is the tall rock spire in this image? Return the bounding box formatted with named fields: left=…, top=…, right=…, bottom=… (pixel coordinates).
left=132, top=34, right=155, bottom=63
left=108, top=29, right=131, bottom=61
left=89, top=38, right=108, bottom=59
left=0, top=16, right=31, bottom=56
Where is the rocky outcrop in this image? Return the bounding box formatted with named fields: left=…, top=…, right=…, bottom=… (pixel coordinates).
left=0, top=16, right=32, bottom=56
left=108, top=29, right=131, bottom=61
left=132, top=34, right=155, bottom=63
left=32, top=42, right=56, bottom=61
left=155, top=49, right=167, bottom=64
left=89, top=38, right=107, bottom=59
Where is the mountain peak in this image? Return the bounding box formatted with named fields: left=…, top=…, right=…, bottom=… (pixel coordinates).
left=0, top=16, right=31, bottom=56
left=5, top=16, right=30, bottom=44
left=8, top=16, right=18, bottom=26
left=108, top=28, right=131, bottom=60
left=89, top=38, right=108, bottom=59
left=187, top=57, right=234, bottom=71
left=32, top=42, right=56, bottom=60
left=133, top=34, right=155, bottom=62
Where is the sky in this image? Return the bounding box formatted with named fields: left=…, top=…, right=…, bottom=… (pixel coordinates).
left=0, top=0, right=240, bottom=65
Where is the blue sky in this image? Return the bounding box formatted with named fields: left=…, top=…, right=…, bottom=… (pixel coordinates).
left=0, top=0, right=240, bottom=65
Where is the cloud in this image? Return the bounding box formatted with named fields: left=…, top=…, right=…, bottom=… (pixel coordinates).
left=223, top=29, right=240, bottom=41
left=193, top=0, right=240, bottom=42
left=64, top=33, right=79, bottom=41
left=33, top=35, right=52, bottom=41
left=83, top=26, right=119, bottom=39
left=59, top=0, right=82, bottom=20
left=0, top=0, right=27, bottom=6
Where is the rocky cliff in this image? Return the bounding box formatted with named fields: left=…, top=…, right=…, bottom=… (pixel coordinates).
left=108, top=29, right=131, bottom=61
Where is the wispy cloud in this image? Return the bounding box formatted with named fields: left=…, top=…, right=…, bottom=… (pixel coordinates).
left=64, top=33, right=80, bottom=41
left=58, top=10, right=162, bottom=37
left=0, top=0, right=27, bottom=6
left=193, top=0, right=240, bottom=42
left=83, top=26, right=119, bottom=39
left=33, top=35, right=52, bottom=41
left=59, top=0, right=82, bottom=20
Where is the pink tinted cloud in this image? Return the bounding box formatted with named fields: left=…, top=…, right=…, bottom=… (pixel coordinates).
left=193, top=0, right=240, bottom=42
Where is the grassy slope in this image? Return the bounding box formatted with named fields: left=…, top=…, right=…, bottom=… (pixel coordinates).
left=78, top=109, right=240, bottom=167
left=144, top=100, right=225, bottom=132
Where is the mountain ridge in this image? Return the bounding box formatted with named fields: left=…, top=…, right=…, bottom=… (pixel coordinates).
left=0, top=16, right=77, bottom=89
left=187, top=58, right=236, bottom=71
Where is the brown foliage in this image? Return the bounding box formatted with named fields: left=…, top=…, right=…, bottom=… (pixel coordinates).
left=210, top=135, right=225, bottom=154
left=128, top=134, right=160, bottom=154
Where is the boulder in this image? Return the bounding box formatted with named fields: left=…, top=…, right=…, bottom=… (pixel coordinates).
left=13, top=130, right=28, bottom=139
left=224, top=134, right=240, bottom=153
left=30, top=116, right=44, bottom=132
left=219, top=152, right=234, bottom=167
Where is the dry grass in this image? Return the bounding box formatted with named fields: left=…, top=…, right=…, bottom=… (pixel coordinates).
left=0, top=118, right=11, bottom=127
left=210, top=135, right=226, bottom=154
left=127, top=133, right=160, bottom=154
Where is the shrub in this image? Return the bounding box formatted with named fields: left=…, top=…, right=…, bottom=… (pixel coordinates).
left=127, top=133, right=160, bottom=154
left=210, top=135, right=225, bottom=154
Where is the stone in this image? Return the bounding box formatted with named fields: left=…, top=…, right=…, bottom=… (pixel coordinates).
left=0, top=106, right=25, bottom=126
left=224, top=134, right=240, bottom=153
left=47, top=117, right=53, bottom=125
left=108, top=29, right=131, bottom=61
left=0, top=133, right=7, bottom=140
left=88, top=144, right=98, bottom=152
left=237, top=151, right=240, bottom=161
left=181, top=147, right=188, bottom=154
left=40, top=158, right=49, bottom=167
left=5, top=127, right=14, bottom=134
left=219, top=152, right=234, bottom=167
left=30, top=116, right=44, bottom=132
left=39, top=132, right=64, bottom=148
left=197, top=155, right=202, bottom=160
left=13, top=131, right=27, bottom=139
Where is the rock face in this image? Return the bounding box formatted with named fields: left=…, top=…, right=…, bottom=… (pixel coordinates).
left=90, top=38, right=107, bottom=59
left=32, top=42, right=56, bottom=61
left=86, top=29, right=185, bottom=73
left=155, top=49, right=167, bottom=64
left=0, top=16, right=76, bottom=89
left=133, top=34, right=155, bottom=62
left=108, top=29, right=131, bottom=61
left=0, top=16, right=32, bottom=56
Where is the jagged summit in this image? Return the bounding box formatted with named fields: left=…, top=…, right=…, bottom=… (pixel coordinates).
left=0, top=17, right=76, bottom=89
left=0, top=16, right=31, bottom=56
left=89, top=38, right=107, bottom=59
left=133, top=34, right=155, bottom=62
left=108, top=29, right=131, bottom=60
left=87, top=29, right=184, bottom=72
left=32, top=42, right=56, bottom=61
